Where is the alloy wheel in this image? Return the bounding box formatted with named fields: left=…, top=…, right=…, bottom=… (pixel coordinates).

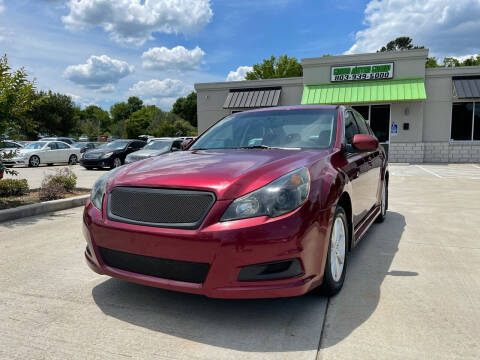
left=113, top=158, right=122, bottom=168
left=69, top=155, right=77, bottom=165
left=330, top=216, right=346, bottom=282
left=29, top=156, right=40, bottom=167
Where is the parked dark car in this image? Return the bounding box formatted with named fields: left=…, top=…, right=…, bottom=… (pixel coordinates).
left=83, top=105, right=388, bottom=298
left=124, top=138, right=184, bottom=164
left=79, top=139, right=145, bottom=170
left=40, top=137, right=76, bottom=145
left=72, top=142, right=101, bottom=154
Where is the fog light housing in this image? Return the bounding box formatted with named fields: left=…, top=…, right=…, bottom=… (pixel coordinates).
left=238, top=259, right=303, bottom=281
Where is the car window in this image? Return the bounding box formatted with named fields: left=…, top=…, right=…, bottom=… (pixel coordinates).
left=191, top=109, right=337, bottom=150
left=134, top=141, right=146, bottom=149
left=47, top=142, right=58, bottom=150
left=352, top=111, right=372, bottom=135
left=172, top=140, right=183, bottom=150
left=344, top=111, right=360, bottom=144
left=56, top=142, right=69, bottom=149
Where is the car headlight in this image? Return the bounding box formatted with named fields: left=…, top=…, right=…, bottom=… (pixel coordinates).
left=90, top=168, right=121, bottom=210
left=101, top=152, right=113, bottom=159
left=221, top=167, right=310, bottom=221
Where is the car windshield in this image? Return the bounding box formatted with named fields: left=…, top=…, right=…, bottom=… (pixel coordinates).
left=191, top=109, right=337, bottom=150
left=143, top=140, right=172, bottom=151
left=103, top=140, right=130, bottom=150
left=24, top=142, right=47, bottom=149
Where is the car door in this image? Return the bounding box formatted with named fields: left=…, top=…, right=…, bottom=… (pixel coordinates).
left=45, top=142, right=59, bottom=163
left=341, top=110, right=373, bottom=226
left=352, top=110, right=383, bottom=212
left=56, top=142, right=72, bottom=162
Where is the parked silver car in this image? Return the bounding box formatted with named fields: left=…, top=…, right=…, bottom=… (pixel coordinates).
left=124, top=138, right=184, bottom=164
left=4, top=141, right=81, bottom=167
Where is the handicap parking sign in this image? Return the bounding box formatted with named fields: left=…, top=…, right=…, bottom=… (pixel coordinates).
left=391, top=123, right=398, bottom=136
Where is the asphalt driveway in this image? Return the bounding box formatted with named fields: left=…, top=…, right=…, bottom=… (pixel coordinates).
left=0, top=164, right=479, bottom=359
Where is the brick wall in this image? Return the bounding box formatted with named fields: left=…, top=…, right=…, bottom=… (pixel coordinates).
left=389, top=142, right=480, bottom=163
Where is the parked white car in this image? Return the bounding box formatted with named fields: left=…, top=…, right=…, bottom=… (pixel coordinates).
left=3, top=141, right=81, bottom=167
left=0, top=141, right=23, bottom=155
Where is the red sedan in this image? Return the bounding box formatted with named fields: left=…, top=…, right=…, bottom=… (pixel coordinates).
left=83, top=105, right=388, bottom=298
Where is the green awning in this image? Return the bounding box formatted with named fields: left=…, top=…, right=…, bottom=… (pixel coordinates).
left=301, top=78, right=426, bottom=105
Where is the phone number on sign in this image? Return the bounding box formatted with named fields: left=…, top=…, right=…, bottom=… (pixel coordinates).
left=333, top=72, right=391, bottom=81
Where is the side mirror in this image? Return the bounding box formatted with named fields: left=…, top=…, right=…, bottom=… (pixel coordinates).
left=352, top=134, right=378, bottom=151
left=181, top=139, right=193, bottom=150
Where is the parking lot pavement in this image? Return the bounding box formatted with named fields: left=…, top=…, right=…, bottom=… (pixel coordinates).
left=320, top=164, right=480, bottom=360
left=0, top=208, right=327, bottom=360
left=4, top=164, right=108, bottom=189
left=0, top=164, right=479, bottom=360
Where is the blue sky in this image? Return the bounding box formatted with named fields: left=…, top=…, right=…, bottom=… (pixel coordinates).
left=2, top=0, right=479, bottom=111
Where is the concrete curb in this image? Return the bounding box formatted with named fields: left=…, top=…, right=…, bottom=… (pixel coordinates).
left=0, top=194, right=89, bottom=223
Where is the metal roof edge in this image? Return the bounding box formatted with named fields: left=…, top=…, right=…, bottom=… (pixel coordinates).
left=302, top=49, right=429, bottom=67
left=194, top=77, right=303, bottom=91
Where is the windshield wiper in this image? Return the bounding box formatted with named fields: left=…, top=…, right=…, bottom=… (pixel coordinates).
left=238, top=145, right=273, bottom=149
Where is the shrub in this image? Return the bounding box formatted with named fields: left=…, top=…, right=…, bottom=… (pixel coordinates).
left=39, top=168, right=78, bottom=201
left=0, top=179, right=29, bottom=197
left=47, top=168, right=77, bottom=192
left=39, top=181, right=65, bottom=201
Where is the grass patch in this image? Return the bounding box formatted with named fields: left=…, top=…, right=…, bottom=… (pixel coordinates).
left=0, top=189, right=90, bottom=210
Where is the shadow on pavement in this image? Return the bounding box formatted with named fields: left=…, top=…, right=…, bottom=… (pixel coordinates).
left=320, top=211, right=408, bottom=349
left=91, top=211, right=406, bottom=352
left=92, top=278, right=327, bottom=352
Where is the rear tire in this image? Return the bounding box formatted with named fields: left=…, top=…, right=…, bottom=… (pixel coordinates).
left=376, top=179, right=388, bottom=223
left=29, top=155, right=40, bottom=167
left=68, top=154, right=78, bottom=165
left=319, top=207, right=348, bottom=296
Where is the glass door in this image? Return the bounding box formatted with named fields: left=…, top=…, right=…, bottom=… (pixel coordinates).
left=370, top=105, right=390, bottom=157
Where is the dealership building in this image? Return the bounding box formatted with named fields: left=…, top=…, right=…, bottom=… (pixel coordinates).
left=194, top=49, right=480, bottom=163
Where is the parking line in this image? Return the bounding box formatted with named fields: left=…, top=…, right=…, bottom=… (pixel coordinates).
left=472, top=164, right=480, bottom=169
left=416, top=165, right=443, bottom=178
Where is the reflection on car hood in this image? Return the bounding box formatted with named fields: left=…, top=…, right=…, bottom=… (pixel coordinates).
left=128, top=149, right=168, bottom=158
left=109, top=148, right=329, bottom=200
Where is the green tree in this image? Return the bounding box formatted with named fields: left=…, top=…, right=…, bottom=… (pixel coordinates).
left=110, top=96, right=144, bottom=137
left=425, top=57, right=440, bottom=68
left=245, top=55, right=303, bottom=80
left=79, top=105, right=111, bottom=136
left=378, top=37, right=424, bottom=52
left=443, top=57, right=460, bottom=67
left=28, top=91, right=77, bottom=138
left=124, top=105, right=158, bottom=138
left=0, top=54, right=37, bottom=138
left=172, top=92, right=197, bottom=127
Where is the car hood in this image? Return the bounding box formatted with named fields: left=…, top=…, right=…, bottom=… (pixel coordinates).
left=109, top=148, right=329, bottom=200
left=128, top=149, right=168, bottom=157
left=84, top=149, right=120, bottom=157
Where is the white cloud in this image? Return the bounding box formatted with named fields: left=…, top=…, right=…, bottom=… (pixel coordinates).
left=226, top=66, right=252, bottom=81
left=129, top=79, right=192, bottom=98
left=142, top=46, right=205, bottom=71
left=346, top=0, right=480, bottom=59
left=143, top=96, right=178, bottom=110
left=64, top=55, right=134, bottom=90
left=0, top=1, right=3, bottom=13
left=62, top=0, right=213, bottom=45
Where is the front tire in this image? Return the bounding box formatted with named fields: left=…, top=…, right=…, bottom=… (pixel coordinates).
left=111, top=157, right=122, bottom=169
left=321, top=207, right=348, bottom=296
left=29, top=155, right=40, bottom=167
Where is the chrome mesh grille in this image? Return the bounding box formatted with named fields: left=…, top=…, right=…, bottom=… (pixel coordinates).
left=107, top=187, right=215, bottom=229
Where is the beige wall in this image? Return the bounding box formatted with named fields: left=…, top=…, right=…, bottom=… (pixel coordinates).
left=390, top=101, right=424, bottom=143
left=195, top=78, right=303, bottom=133
left=302, top=49, right=428, bottom=85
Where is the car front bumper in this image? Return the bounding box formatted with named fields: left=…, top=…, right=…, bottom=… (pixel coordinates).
left=80, top=158, right=111, bottom=168
left=83, top=198, right=333, bottom=299
left=2, top=158, right=27, bottom=166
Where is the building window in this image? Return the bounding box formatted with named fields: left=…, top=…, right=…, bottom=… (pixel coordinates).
left=451, top=102, right=480, bottom=141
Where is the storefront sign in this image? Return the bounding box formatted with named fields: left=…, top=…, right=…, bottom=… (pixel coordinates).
left=331, top=63, right=394, bottom=82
